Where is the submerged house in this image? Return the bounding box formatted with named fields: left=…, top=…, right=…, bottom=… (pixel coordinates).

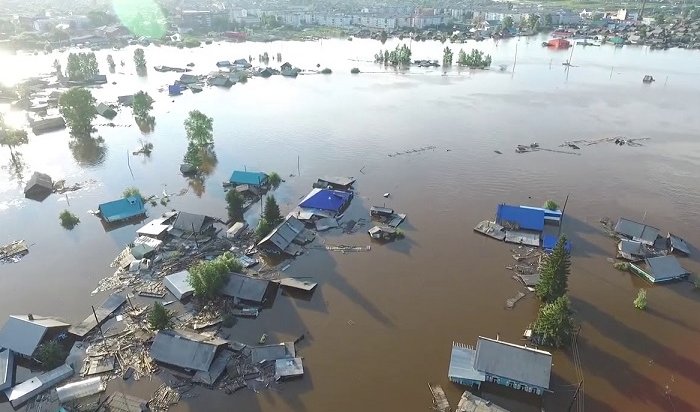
left=298, top=188, right=353, bottom=217
left=23, top=172, right=53, bottom=201
left=257, top=216, right=314, bottom=256
left=448, top=337, right=552, bottom=396
left=629, top=255, right=690, bottom=284
left=0, top=315, right=70, bottom=357
left=314, top=176, right=355, bottom=191
left=221, top=273, right=271, bottom=304
left=163, top=270, right=194, bottom=300
left=614, top=218, right=661, bottom=246
left=233, top=58, right=251, bottom=68
left=229, top=170, right=268, bottom=187
left=98, top=196, right=146, bottom=223
left=170, top=211, right=214, bottom=237
left=150, top=330, right=228, bottom=372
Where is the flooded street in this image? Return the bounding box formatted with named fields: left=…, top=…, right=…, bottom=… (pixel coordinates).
left=1, top=37, right=700, bottom=411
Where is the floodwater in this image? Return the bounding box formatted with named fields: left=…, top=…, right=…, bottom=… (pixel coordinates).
left=1, top=36, right=700, bottom=412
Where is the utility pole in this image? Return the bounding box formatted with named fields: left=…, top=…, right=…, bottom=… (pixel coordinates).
left=567, top=380, right=584, bottom=412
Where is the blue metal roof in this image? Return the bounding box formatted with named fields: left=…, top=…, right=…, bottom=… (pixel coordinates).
left=496, top=204, right=545, bottom=232
left=299, top=189, right=353, bottom=213
left=229, top=170, right=268, bottom=186
left=98, top=196, right=146, bottom=223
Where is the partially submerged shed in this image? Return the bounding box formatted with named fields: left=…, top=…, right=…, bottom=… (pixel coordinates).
left=3, top=364, right=73, bottom=408
left=250, top=342, right=295, bottom=364
left=163, top=270, right=194, bottom=300
left=668, top=233, right=690, bottom=256
left=23, top=172, right=53, bottom=201
left=136, top=215, right=175, bottom=239
left=229, top=170, right=268, bottom=187
left=30, top=116, right=65, bottom=135
left=314, top=176, right=355, bottom=190
left=98, top=196, right=146, bottom=223
left=150, top=330, right=228, bottom=372
left=96, top=103, right=117, bottom=119
left=630, top=255, right=690, bottom=283
left=117, top=95, right=135, bottom=106
left=0, top=315, right=70, bottom=357
left=275, top=357, right=304, bottom=380
left=221, top=273, right=270, bottom=304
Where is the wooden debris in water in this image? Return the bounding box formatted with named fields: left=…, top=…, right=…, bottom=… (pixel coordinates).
left=506, top=291, right=527, bottom=309
left=387, top=145, right=437, bottom=157
left=428, top=383, right=451, bottom=412
left=0, top=240, right=29, bottom=263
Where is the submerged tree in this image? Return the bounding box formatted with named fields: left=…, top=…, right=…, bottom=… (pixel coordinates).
left=188, top=252, right=242, bottom=300
left=536, top=236, right=571, bottom=303
left=123, top=186, right=144, bottom=201
left=58, top=87, right=97, bottom=136
left=268, top=172, right=282, bottom=188
left=148, top=301, right=174, bottom=330
left=59, top=210, right=80, bottom=229
left=263, top=194, right=282, bottom=226
left=443, top=46, right=453, bottom=66
left=533, top=296, right=575, bottom=348
left=65, top=52, right=99, bottom=81
left=184, top=110, right=214, bottom=148
left=134, top=48, right=147, bottom=74
left=133, top=91, right=154, bottom=119
left=634, top=289, right=647, bottom=310
left=107, top=54, right=116, bottom=71
left=502, top=16, right=514, bottom=31
left=543, top=200, right=559, bottom=211
left=457, top=49, right=492, bottom=69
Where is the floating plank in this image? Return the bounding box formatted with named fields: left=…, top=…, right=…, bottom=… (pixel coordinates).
left=278, top=277, right=318, bottom=292
left=69, top=294, right=126, bottom=337
left=138, top=291, right=166, bottom=298
left=474, top=220, right=506, bottom=241
left=428, top=383, right=451, bottom=412
left=232, top=308, right=259, bottom=318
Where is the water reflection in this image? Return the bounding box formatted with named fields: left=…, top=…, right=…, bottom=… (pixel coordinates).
left=136, top=115, right=156, bottom=134
left=69, top=135, right=107, bottom=167
left=184, top=144, right=217, bottom=197
left=2, top=151, right=26, bottom=183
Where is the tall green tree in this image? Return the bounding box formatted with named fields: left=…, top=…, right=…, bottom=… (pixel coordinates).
left=527, top=14, right=540, bottom=30
left=536, top=236, right=571, bottom=303
left=148, top=301, right=174, bottom=330
left=184, top=110, right=214, bottom=148
left=188, top=252, right=242, bottom=300
left=502, top=16, right=514, bottom=31
left=263, top=194, right=282, bottom=226
left=226, top=190, right=244, bottom=220
left=58, top=88, right=97, bottom=136
left=533, top=296, right=574, bottom=348
left=132, top=91, right=154, bottom=120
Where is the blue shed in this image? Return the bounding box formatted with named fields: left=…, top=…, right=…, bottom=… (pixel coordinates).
left=98, top=196, right=146, bottom=223
left=496, top=204, right=545, bottom=232
left=229, top=171, right=268, bottom=187
left=299, top=189, right=353, bottom=214
left=168, top=84, right=182, bottom=96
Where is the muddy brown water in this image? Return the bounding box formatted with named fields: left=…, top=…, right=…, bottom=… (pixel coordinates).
left=1, top=38, right=700, bottom=411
